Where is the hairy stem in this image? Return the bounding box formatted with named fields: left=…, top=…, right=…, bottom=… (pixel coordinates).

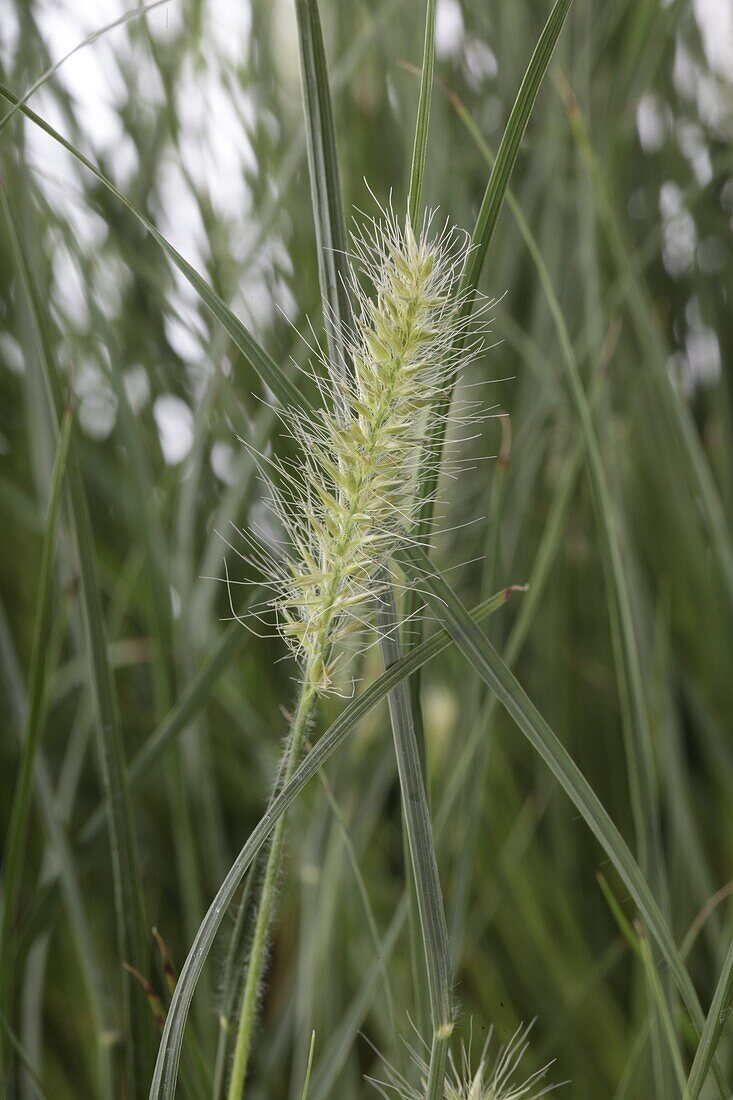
left=226, top=671, right=318, bottom=1100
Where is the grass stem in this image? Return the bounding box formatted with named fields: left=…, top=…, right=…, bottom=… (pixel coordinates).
left=377, top=585, right=453, bottom=1100
left=226, top=672, right=319, bottom=1100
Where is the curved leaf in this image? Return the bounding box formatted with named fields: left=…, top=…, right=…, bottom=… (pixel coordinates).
left=398, top=543, right=727, bottom=1097
left=148, top=583, right=515, bottom=1097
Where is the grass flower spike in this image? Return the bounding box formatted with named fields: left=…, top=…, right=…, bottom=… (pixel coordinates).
left=255, top=206, right=481, bottom=693
left=225, top=208, right=482, bottom=1099
left=370, top=1022, right=563, bottom=1100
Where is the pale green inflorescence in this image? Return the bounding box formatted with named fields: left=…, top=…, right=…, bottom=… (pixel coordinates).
left=370, top=1022, right=562, bottom=1100
left=253, top=208, right=481, bottom=693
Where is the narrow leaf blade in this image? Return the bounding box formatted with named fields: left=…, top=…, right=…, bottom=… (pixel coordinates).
left=295, top=0, right=353, bottom=393
left=398, top=543, right=725, bottom=1089
left=147, top=584, right=513, bottom=1098
left=0, top=82, right=306, bottom=412
left=407, top=0, right=436, bottom=227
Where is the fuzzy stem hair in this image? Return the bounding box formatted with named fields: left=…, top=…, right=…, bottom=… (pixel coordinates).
left=226, top=671, right=318, bottom=1099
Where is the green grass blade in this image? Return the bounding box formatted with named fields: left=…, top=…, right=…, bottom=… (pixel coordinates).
left=213, top=702, right=304, bottom=1098
left=314, top=769, right=396, bottom=1032
left=558, top=77, right=733, bottom=607
left=148, top=583, right=514, bottom=1097
left=0, top=1013, right=50, bottom=1100
left=403, top=0, right=438, bottom=944
left=376, top=585, right=452, bottom=1100
left=635, top=931, right=687, bottom=1095
left=398, top=542, right=728, bottom=1096
left=447, top=430, right=508, bottom=962
left=436, top=427, right=587, bottom=843
left=91, top=297, right=214, bottom=1048
left=0, top=403, right=71, bottom=1070
left=295, top=0, right=353, bottom=393
left=0, top=0, right=169, bottom=133
left=0, top=592, right=115, bottom=1096
left=225, top=675, right=319, bottom=1100
left=436, top=59, right=668, bottom=924
left=613, top=1023, right=652, bottom=1100
left=458, top=0, right=573, bottom=307
left=405, top=0, right=573, bottom=825
left=487, top=112, right=665, bottom=892
left=212, top=847, right=270, bottom=1100
left=519, top=185, right=666, bottom=902
left=308, top=901, right=405, bottom=1100
left=406, top=48, right=667, bottom=1023
left=18, top=597, right=261, bottom=952
left=2, top=187, right=151, bottom=1094
left=0, top=82, right=305, bottom=413
left=300, top=1031, right=316, bottom=1100
left=413, top=0, right=573, bottom=542
left=685, top=934, right=733, bottom=1099
left=25, top=579, right=514, bottom=955
left=407, top=0, right=436, bottom=227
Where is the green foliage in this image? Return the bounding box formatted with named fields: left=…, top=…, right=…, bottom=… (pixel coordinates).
left=1, top=1, right=732, bottom=1097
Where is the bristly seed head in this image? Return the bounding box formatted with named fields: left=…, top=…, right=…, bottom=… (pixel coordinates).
left=243, top=204, right=487, bottom=693
left=368, top=1021, right=564, bottom=1100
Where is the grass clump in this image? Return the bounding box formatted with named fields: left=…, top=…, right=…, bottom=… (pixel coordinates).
left=1, top=0, right=732, bottom=1098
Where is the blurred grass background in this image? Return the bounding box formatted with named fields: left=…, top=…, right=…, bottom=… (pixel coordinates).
left=1, top=0, right=733, bottom=1096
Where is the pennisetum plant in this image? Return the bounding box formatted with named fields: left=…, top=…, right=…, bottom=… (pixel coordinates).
left=138, top=1, right=576, bottom=1095
left=225, top=205, right=484, bottom=1098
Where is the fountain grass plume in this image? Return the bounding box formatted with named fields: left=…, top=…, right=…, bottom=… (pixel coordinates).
left=245, top=204, right=485, bottom=694
left=368, top=1021, right=563, bottom=1100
